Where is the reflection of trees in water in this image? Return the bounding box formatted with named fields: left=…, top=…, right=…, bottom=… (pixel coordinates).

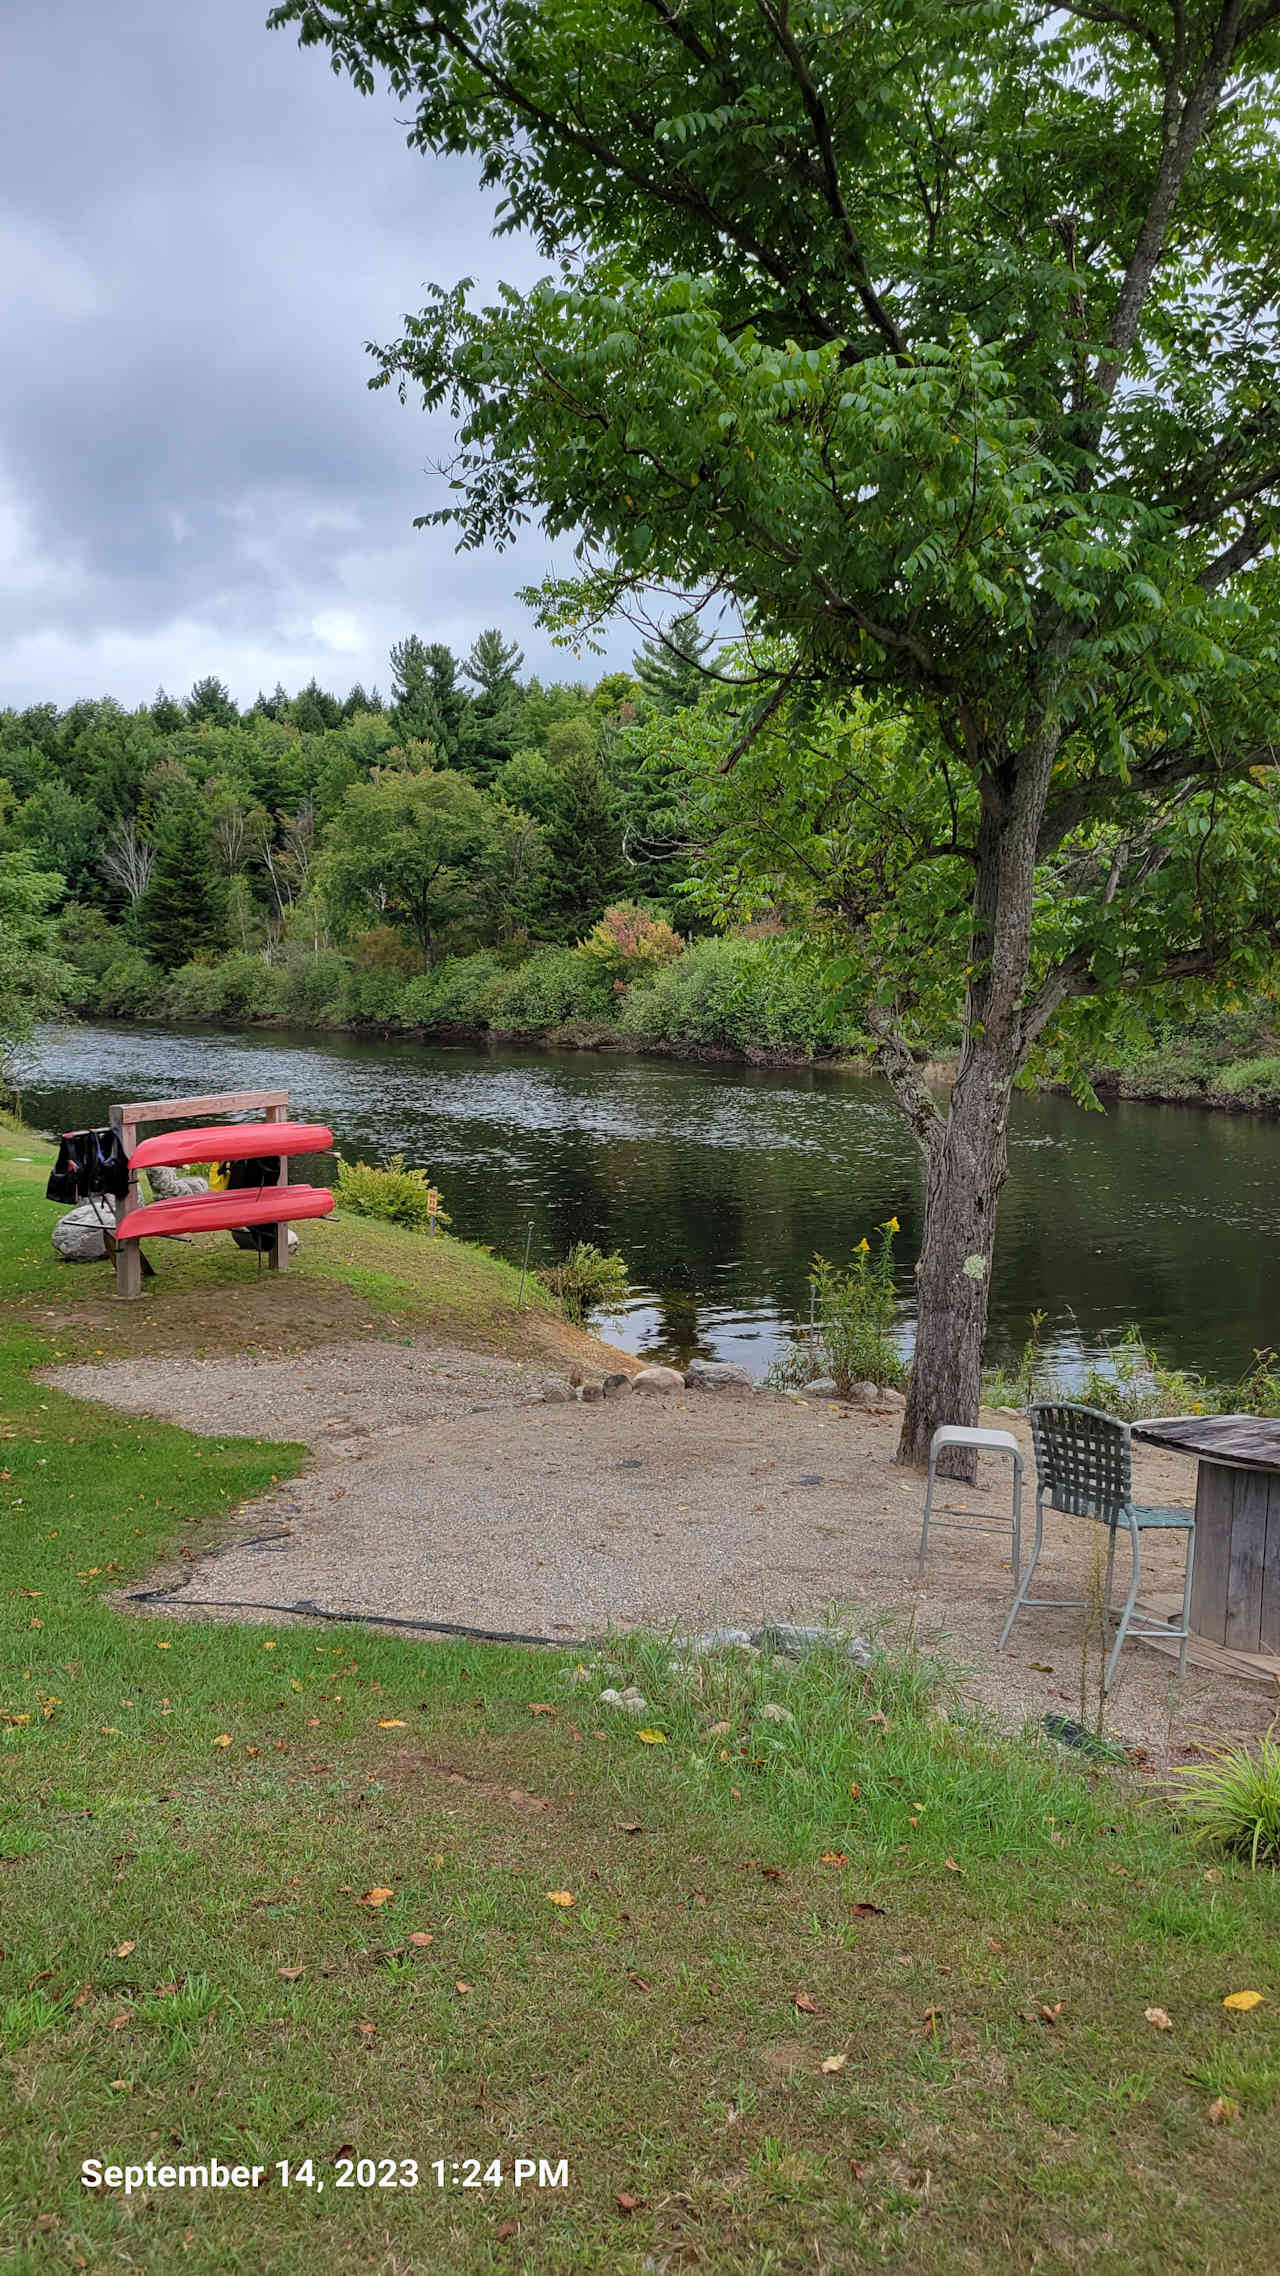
left=17, top=1027, right=1280, bottom=1382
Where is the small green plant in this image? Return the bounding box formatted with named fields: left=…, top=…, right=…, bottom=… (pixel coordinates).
left=983, top=1309, right=1048, bottom=1410
left=1235, top=1348, right=1280, bottom=1418
left=1074, top=1327, right=1207, bottom=1421
left=535, top=1240, right=629, bottom=1323
left=1169, top=1728, right=1280, bottom=1868
left=770, top=1223, right=907, bottom=1393
left=335, top=1154, right=450, bottom=1231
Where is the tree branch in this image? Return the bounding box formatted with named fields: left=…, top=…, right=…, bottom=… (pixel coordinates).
left=865, top=1004, right=944, bottom=1156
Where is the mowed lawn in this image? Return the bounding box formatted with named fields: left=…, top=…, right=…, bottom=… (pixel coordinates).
left=2, top=1126, right=1280, bottom=2274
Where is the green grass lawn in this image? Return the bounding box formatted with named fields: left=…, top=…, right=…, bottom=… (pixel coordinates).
left=3, top=1124, right=1280, bottom=2272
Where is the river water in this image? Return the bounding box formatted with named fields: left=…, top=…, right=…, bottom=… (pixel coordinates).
left=13, top=1021, right=1279, bottom=1387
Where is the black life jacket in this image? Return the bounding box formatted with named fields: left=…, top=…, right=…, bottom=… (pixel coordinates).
left=46, top=1128, right=130, bottom=1205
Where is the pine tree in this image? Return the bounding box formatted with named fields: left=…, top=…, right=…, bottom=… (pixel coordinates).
left=632, top=611, right=716, bottom=713
left=540, top=749, right=624, bottom=938
left=459, top=627, right=525, bottom=785
left=185, top=675, right=239, bottom=728
left=389, top=636, right=465, bottom=756
left=292, top=678, right=342, bottom=732
left=137, top=802, right=228, bottom=968
left=150, top=687, right=185, bottom=733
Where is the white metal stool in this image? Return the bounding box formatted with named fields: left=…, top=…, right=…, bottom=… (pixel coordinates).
left=919, top=1426, right=1023, bottom=1582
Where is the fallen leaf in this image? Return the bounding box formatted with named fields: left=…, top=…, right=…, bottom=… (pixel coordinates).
left=1209, top=2096, right=1241, bottom=2124
left=108, top=2078, right=129, bottom=2093
left=1030, top=1661, right=1055, bottom=1673
left=944, top=1857, right=962, bottom=1874
left=358, top=1887, right=395, bottom=1908
left=212, top=1734, right=232, bottom=1748
left=821, top=2052, right=848, bottom=2074
left=847, top=1781, right=862, bottom=1799
left=794, top=1990, right=821, bottom=2015
left=113, top=1941, right=136, bottom=1959
left=617, top=1821, right=644, bottom=1835
left=614, top=2191, right=641, bottom=2214
left=852, top=1901, right=886, bottom=1919
left=986, top=1938, right=1004, bottom=1953
left=108, top=2013, right=131, bottom=2031
left=1039, top=2002, right=1064, bottom=2025
left=497, top=2218, right=518, bottom=2240
left=376, top=1719, right=407, bottom=1729
left=1223, top=1990, right=1265, bottom=2011
left=455, top=1980, right=473, bottom=1995
left=528, top=1703, right=556, bottom=1717
left=277, top=1964, right=305, bottom=1982
left=356, top=2021, right=376, bottom=2037
left=627, top=1970, right=652, bottom=1992
left=409, top=1932, right=434, bottom=1948
left=1144, top=2005, right=1173, bottom=2032
left=545, top=1890, right=576, bottom=1907
left=636, top=1729, right=667, bottom=1745
left=820, top=1851, right=849, bottom=1867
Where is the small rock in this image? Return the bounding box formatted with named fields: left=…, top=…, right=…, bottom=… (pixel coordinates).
left=598, top=1687, right=625, bottom=1710
left=673, top=1626, right=753, bottom=1657
left=878, top=1387, right=907, bottom=1409
left=757, top=1702, right=796, bottom=1728
left=599, top=1685, right=649, bottom=1717
left=602, top=1372, right=632, bottom=1398
left=800, top=1378, right=839, bottom=1399
left=542, top=1380, right=572, bottom=1403
left=707, top=1720, right=733, bottom=1738
left=630, top=1365, right=686, bottom=1393
left=580, top=1382, right=604, bottom=1404
left=753, top=1622, right=875, bottom=1670
left=683, top=1359, right=755, bottom=1393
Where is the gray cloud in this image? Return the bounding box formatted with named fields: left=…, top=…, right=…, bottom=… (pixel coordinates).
left=0, top=0, right=634, bottom=708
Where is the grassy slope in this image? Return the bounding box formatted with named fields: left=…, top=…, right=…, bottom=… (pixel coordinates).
left=2, top=1128, right=1280, bottom=2273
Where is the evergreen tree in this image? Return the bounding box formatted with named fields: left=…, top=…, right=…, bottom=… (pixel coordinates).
left=632, top=612, right=715, bottom=714
left=459, top=626, right=525, bottom=785
left=540, top=749, right=623, bottom=938
left=150, top=687, right=185, bottom=733
left=292, top=677, right=342, bottom=732
left=137, top=801, right=228, bottom=967
left=342, top=682, right=373, bottom=718
left=185, top=675, right=239, bottom=729
left=389, top=636, right=466, bottom=756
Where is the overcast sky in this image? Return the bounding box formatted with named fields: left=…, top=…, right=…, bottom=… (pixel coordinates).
left=1, top=0, right=637, bottom=713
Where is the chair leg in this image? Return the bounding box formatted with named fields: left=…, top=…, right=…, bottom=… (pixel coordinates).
left=919, top=1458, right=937, bottom=1576
left=1010, top=1460, right=1022, bottom=1587
left=1104, top=1519, right=1142, bottom=1694
left=1178, top=1527, right=1196, bottom=1679
left=998, top=1491, right=1044, bottom=1652
left=1104, top=1523, right=1117, bottom=1620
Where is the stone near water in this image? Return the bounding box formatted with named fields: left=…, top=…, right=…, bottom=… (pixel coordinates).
left=602, top=1371, right=632, bottom=1398
left=683, top=1359, right=754, bottom=1393
left=580, top=1382, right=604, bottom=1404
left=630, top=1365, right=685, bottom=1393
left=800, top=1378, right=839, bottom=1399
left=542, top=1380, right=572, bottom=1403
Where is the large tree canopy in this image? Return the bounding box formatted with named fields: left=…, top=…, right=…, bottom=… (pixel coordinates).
left=273, top=0, right=1280, bottom=1459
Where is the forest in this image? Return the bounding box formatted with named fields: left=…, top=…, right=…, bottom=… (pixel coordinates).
left=0, top=617, right=869, bottom=1064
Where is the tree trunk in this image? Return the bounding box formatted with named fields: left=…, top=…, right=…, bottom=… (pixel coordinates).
left=894, top=732, right=1059, bottom=1472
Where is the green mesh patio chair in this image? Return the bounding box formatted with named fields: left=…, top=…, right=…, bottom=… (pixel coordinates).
left=997, top=1403, right=1195, bottom=1692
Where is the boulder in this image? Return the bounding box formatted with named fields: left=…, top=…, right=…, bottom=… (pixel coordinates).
left=752, top=1622, right=875, bottom=1670
left=542, top=1380, right=572, bottom=1403
left=683, top=1359, right=754, bottom=1394
left=580, top=1381, right=604, bottom=1404
left=146, top=1165, right=210, bottom=1200
left=602, top=1371, right=633, bottom=1399
left=799, top=1377, right=839, bottom=1399
left=630, top=1364, right=685, bottom=1393
left=52, top=1203, right=114, bottom=1263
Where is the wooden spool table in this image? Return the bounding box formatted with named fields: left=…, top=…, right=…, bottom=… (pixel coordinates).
left=1131, top=1415, right=1280, bottom=1655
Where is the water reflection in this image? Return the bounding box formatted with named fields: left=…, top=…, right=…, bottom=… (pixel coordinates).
left=14, top=1022, right=1279, bottom=1384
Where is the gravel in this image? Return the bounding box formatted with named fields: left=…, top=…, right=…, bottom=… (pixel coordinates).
left=47, top=1338, right=1276, bottom=1764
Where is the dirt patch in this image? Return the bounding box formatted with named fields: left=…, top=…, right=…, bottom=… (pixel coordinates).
left=376, top=1749, right=564, bottom=1815
left=14, top=1268, right=382, bottom=1363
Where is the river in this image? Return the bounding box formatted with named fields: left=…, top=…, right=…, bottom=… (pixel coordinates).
left=12, top=1021, right=1279, bottom=1388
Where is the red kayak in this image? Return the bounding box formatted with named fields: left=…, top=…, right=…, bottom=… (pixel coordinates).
left=129, top=1122, right=333, bottom=1170
left=115, top=1185, right=334, bottom=1243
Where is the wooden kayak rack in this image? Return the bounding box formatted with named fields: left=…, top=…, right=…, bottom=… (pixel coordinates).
left=109, top=1088, right=334, bottom=1301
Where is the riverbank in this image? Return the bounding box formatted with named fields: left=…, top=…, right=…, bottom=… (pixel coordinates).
left=6, top=1119, right=1280, bottom=2272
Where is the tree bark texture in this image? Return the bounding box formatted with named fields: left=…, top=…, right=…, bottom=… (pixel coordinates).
left=895, top=734, right=1058, bottom=1472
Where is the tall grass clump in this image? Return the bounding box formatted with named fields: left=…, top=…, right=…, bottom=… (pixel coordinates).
left=1170, top=1731, right=1280, bottom=1869
left=535, top=1240, right=629, bottom=1323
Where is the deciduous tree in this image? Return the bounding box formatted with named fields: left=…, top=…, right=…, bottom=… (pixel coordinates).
left=273, top=0, right=1280, bottom=1463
